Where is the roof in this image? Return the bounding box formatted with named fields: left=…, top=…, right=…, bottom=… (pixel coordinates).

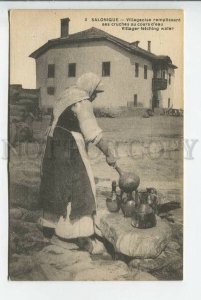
left=30, top=27, right=177, bottom=68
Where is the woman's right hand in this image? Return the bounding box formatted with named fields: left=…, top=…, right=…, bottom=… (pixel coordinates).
left=106, top=155, right=117, bottom=167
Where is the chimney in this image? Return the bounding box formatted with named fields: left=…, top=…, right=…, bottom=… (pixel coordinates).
left=60, top=18, right=70, bottom=38
left=130, top=41, right=140, bottom=47
left=147, top=41, right=151, bottom=52
left=133, top=41, right=140, bottom=47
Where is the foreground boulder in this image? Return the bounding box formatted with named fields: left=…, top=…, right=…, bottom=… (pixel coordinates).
left=96, top=211, right=172, bottom=259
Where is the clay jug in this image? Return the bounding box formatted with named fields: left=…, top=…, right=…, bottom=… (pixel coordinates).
left=115, top=165, right=140, bottom=193
left=106, top=181, right=120, bottom=213
left=120, top=192, right=136, bottom=217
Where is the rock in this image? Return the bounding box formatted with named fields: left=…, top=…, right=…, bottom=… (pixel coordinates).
left=166, top=241, right=180, bottom=251
left=35, top=263, right=73, bottom=281
left=9, top=182, right=39, bottom=210
left=10, top=208, right=26, bottom=219
left=153, top=255, right=183, bottom=280
left=42, top=244, right=67, bottom=255
left=10, top=219, right=37, bottom=235
left=91, top=238, right=107, bottom=255
left=97, top=212, right=172, bottom=258
left=9, top=232, right=20, bottom=255
left=9, top=239, right=17, bottom=255
left=129, top=247, right=182, bottom=280
left=169, top=209, right=183, bottom=250
left=168, top=208, right=183, bottom=225
left=16, top=231, right=50, bottom=254
left=10, top=207, right=41, bottom=223
left=132, top=270, right=157, bottom=281
left=9, top=219, right=50, bottom=254
left=171, top=223, right=183, bottom=250
left=158, top=203, right=181, bottom=215
left=32, top=244, right=129, bottom=281
left=50, top=236, right=79, bottom=251
left=21, top=210, right=41, bottom=223
left=9, top=255, right=35, bottom=279
left=35, top=246, right=91, bottom=271
left=74, top=260, right=129, bottom=281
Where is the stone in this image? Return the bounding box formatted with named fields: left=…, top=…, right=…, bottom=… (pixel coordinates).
left=31, top=244, right=130, bottom=281
left=35, top=246, right=91, bottom=271
left=168, top=208, right=183, bottom=225
left=10, top=207, right=41, bottom=223
left=21, top=210, right=41, bottom=223
left=153, top=256, right=183, bottom=280
left=91, top=238, right=107, bottom=255
left=9, top=232, right=19, bottom=254
left=166, top=241, right=180, bottom=251
left=10, top=219, right=37, bottom=235
left=9, top=255, right=35, bottom=279
left=9, top=219, right=50, bottom=254
left=73, top=260, right=129, bottom=281
left=129, top=246, right=182, bottom=280
left=50, top=235, right=79, bottom=251
left=16, top=231, right=50, bottom=254
left=132, top=270, right=157, bottom=281
left=96, top=211, right=172, bottom=258
left=10, top=208, right=26, bottom=219
left=9, top=182, right=39, bottom=210
left=36, top=263, right=73, bottom=281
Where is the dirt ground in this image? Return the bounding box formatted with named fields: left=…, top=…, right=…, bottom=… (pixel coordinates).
left=9, top=114, right=183, bottom=280
left=91, top=115, right=183, bottom=192
left=10, top=114, right=183, bottom=196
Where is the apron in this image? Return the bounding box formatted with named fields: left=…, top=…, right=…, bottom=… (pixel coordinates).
left=39, top=126, right=97, bottom=238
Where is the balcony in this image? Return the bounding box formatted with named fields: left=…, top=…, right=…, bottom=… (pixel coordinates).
left=152, top=78, right=167, bottom=91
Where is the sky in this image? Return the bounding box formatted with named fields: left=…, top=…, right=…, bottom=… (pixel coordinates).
left=10, top=9, right=183, bottom=108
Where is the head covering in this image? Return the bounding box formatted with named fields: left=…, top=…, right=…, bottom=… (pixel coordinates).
left=49, top=73, right=103, bottom=137
left=76, top=73, right=104, bottom=96
left=49, top=86, right=89, bottom=136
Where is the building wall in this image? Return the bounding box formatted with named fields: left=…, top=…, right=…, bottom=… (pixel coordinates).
left=35, top=40, right=154, bottom=110
left=159, top=68, right=175, bottom=108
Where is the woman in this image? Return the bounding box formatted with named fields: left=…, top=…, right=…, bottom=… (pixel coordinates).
left=39, top=73, right=117, bottom=252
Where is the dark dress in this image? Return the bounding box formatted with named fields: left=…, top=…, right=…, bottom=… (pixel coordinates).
left=39, top=108, right=96, bottom=222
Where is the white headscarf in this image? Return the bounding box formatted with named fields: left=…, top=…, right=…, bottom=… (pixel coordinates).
left=49, top=73, right=103, bottom=137
left=76, top=72, right=104, bottom=97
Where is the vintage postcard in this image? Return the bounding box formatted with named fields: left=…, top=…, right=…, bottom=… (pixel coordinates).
left=9, top=9, right=183, bottom=281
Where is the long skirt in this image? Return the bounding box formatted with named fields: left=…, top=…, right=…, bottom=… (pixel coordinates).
left=39, top=126, right=96, bottom=238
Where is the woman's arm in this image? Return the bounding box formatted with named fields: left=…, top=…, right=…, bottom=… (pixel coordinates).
left=95, top=138, right=117, bottom=167
left=72, top=100, right=117, bottom=167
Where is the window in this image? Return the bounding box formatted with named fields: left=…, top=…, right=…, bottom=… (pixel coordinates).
left=134, top=94, right=138, bottom=107
left=135, top=63, right=139, bottom=78
left=48, top=64, right=55, bottom=78
left=68, top=63, right=76, bottom=77
left=162, top=70, right=166, bottom=79
left=169, top=74, right=171, bottom=85
left=47, top=87, right=55, bottom=95
left=168, top=98, right=171, bottom=108
left=144, top=65, right=148, bottom=79
left=102, top=62, right=110, bottom=77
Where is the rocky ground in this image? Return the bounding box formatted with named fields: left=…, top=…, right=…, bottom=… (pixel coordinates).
left=9, top=115, right=183, bottom=281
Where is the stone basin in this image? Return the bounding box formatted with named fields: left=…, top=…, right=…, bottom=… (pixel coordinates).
left=96, top=208, right=172, bottom=259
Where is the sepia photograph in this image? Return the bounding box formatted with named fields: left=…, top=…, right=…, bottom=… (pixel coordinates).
left=8, top=9, right=183, bottom=281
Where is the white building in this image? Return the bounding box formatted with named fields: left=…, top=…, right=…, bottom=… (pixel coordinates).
left=30, top=18, right=177, bottom=113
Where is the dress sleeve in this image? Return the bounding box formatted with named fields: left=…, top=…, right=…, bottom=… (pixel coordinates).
left=71, top=100, right=102, bottom=144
